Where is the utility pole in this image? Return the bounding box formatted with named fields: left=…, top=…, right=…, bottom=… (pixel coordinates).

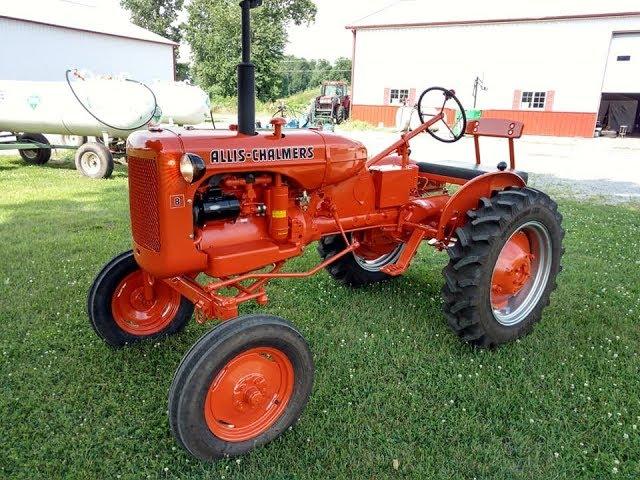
left=472, top=76, right=488, bottom=108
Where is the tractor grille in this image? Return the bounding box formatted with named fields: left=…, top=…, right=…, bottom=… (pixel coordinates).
left=128, top=156, right=161, bottom=252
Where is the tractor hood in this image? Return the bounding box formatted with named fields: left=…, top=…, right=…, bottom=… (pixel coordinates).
left=127, top=126, right=368, bottom=190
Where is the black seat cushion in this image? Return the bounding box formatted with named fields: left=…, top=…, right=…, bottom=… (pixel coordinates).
left=415, top=160, right=528, bottom=183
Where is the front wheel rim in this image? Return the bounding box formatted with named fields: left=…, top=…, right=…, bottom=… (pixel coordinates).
left=111, top=270, right=182, bottom=335
left=204, top=347, right=294, bottom=442
left=490, top=221, right=553, bottom=326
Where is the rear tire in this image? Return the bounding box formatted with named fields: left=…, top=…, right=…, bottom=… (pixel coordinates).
left=169, top=314, right=314, bottom=460
left=18, top=133, right=51, bottom=164
left=88, top=251, right=194, bottom=347
left=442, top=187, right=564, bottom=348
left=317, top=234, right=404, bottom=287
left=75, top=142, right=114, bottom=179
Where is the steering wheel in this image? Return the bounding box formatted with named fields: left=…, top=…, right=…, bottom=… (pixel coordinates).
left=417, top=86, right=467, bottom=143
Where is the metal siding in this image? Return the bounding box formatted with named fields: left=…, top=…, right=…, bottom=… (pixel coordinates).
left=351, top=105, right=399, bottom=127
left=352, top=16, right=640, bottom=123
left=352, top=104, right=597, bottom=136
left=481, top=110, right=597, bottom=137
left=0, top=18, right=174, bottom=82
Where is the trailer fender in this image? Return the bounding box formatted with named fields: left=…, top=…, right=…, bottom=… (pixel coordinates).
left=436, top=171, right=526, bottom=241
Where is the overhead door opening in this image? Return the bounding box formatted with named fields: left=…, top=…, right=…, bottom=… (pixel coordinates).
left=600, top=32, right=640, bottom=136
left=597, top=93, right=640, bottom=136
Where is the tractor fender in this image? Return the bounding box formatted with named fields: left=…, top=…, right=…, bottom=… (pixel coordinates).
left=436, top=171, right=526, bottom=241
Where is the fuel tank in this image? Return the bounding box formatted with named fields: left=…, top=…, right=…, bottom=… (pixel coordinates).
left=127, top=127, right=368, bottom=189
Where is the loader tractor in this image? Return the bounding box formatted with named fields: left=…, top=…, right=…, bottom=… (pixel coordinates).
left=311, top=80, right=350, bottom=124
left=87, top=0, right=564, bottom=461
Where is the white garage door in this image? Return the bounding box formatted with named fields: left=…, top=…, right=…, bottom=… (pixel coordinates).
left=602, top=33, right=640, bottom=93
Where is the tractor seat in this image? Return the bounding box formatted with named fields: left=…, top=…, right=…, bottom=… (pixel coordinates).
left=415, top=160, right=528, bottom=184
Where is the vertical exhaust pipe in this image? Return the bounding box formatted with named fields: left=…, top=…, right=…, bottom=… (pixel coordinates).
left=237, top=0, right=262, bottom=135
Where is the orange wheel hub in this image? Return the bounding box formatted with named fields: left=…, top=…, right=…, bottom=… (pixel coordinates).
left=491, top=232, right=535, bottom=310
left=204, top=347, right=294, bottom=442
left=111, top=270, right=182, bottom=335
left=352, top=230, right=400, bottom=260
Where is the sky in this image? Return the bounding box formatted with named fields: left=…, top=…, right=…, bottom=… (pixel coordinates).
left=48, top=0, right=640, bottom=61
left=82, top=0, right=393, bottom=61
left=284, top=0, right=393, bottom=60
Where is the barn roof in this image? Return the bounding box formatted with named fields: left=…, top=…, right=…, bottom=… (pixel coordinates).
left=0, top=0, right=177, bottom=46
left=347, top=0, right=640, bottom=30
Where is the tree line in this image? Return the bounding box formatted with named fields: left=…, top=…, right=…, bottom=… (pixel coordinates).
left=278, top=56, right=351, bottom=98
left=120, top=0, right=350, bottom=101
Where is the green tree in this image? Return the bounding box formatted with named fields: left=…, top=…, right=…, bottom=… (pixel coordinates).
left=279, top=55, right=315, bottom=96
left=121, top=0, right=188, bottom=80
left=120, top=0, right=184, bottom=43
left=276, top=56, right=352, bottom=98
left=186, top=0, right=316, bottom=101
left=328, top=57, right=352, bottom=83
left=308, top=58, right=331, bottom=88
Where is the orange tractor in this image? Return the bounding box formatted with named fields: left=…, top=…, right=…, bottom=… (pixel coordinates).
left=88, top=0, right=564, bottom=460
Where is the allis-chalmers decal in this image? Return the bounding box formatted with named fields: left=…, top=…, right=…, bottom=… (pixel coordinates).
left=211, top=146, right=315, bottom=164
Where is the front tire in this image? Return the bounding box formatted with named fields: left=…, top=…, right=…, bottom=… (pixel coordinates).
left=88, top=251, right=194, bottom=347
left=169, top=314, right=314, bottom=460
left=442, top=187, right=564, bottom=348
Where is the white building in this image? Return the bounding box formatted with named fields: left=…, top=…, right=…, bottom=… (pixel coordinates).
left=348, top=1, right=640, bottom=137
left=0, top=0, right=177, bottom=83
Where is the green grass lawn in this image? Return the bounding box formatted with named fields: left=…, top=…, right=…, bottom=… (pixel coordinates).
left=1, top=154, right=639, bottom=479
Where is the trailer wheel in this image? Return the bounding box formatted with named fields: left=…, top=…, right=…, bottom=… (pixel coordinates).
left=17, top=133, right=51, bottom=164
left=75, top=142, right=114, bottom=179
left=169, top=314, right=314, bottom=460
left=318, top=234, right=404, bottom=287
left=442, top=187, right=564, bottom=348
left=62, top=134, right=87, bottom=147
left=88, top=251, right=194, bottom=347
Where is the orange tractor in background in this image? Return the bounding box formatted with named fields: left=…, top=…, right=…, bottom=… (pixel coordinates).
left=88, top=0, right=564, bottom=460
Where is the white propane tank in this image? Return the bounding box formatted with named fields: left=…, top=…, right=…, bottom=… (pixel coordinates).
left=152, top=81, right=210, bottom=125
left=395, top=106, right=414, bottom=132
left=395, top=105, right=437, bottom=131
left=0, top=74, right=157, bottom=138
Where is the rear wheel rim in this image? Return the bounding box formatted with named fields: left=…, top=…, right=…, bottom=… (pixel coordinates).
left=204, top=347, right=294, bottom=442
left=491, top=221, right=553, bottom=326
left=353, top=243, right=404, bottom=272
left=80, top=152, right=101, bottom=175
left=111, top=270, right=181, bottom=335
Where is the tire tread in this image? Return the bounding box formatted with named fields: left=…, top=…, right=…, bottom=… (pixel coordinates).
left=442, top=187, right=564, bottom=348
